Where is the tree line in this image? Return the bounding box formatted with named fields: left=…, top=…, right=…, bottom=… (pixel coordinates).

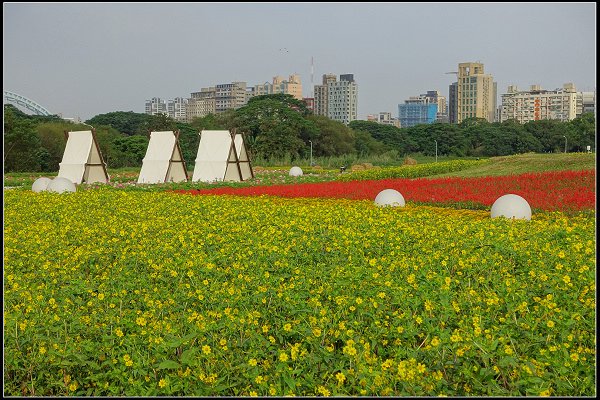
left=4, top=94, right=596, bottom=172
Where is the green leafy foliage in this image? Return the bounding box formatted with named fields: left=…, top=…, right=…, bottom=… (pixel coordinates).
left=3, top=102, right=596, bottom=173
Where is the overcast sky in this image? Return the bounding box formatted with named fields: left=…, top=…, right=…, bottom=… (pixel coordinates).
left=3, top=2, right=596, bottom=121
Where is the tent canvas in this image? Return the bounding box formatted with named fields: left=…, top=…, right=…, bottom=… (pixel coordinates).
left=58, top=130, right=109, bottom=184
left=192, top=130, right=253, bottom=182
left=137, top=131, right=188, bottom=184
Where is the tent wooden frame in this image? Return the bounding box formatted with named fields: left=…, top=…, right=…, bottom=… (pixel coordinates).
left=156, top=129, right=189, bottom=182
left=60, top=129, right=110, bottom=184
left=232, top=128, right=254, bottom=180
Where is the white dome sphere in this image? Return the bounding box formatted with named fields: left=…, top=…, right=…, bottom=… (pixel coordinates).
left=47, top=177, right=77, bottom=193
left=32, top=177, right=52, bottom=192
left=289, top=166, right=303, bottom=177
left=374, top=189, right=405, bottom=207
left=490, top=194, right=531, bottom=220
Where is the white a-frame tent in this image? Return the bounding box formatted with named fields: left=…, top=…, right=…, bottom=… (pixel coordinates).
left=58, top=130, right=110, bottom=184
left=192, top=130, right=254, bottom=182
left=137, top=130, right=189, bottom=184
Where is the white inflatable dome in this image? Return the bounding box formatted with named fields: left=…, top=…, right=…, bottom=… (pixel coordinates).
left=47, top=176, right=77, bottom=193
left=289, top=166, right=303, bottom=177
left=490, top=194, right=531, bottom=220
left=374, top=189, right=406, bottom=207
left=32, top=177, right=52, bottom=192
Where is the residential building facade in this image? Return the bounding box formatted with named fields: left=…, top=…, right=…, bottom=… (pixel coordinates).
left=500, top=83, right=581, bottom=123
left=313, top=74, right=337, bottom=117
left=454, top=62, right=497, bottom=123
left=145, top=97, right=167, bottom=116
left=367, top=112, right=401, bottom=128
left=328, top=74, right=358, bottom=124
left=186, top=87, right=216, bottom=121
left=253, top=74, right=303, bottom=100
left=167, top=97, right=188, bottom=122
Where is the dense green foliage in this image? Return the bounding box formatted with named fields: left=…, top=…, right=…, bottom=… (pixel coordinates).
left=3, top=98, right=596, bottom=172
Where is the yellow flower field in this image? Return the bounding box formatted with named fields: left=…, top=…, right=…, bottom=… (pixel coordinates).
left=3, top=189, right=596, bottom=396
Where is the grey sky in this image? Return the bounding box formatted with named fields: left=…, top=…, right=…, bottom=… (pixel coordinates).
left=3, top=2, right=596, bottom=121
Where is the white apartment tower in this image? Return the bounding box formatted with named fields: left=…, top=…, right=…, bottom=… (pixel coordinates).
left=167, top=97, right=188, bottom=122
left=145, top=97, right=167, bottom=116
left=326, top=74, right=358, bottom=124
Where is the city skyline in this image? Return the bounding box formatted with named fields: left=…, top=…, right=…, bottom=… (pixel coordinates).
left=3, top=2, right=596, bottom=121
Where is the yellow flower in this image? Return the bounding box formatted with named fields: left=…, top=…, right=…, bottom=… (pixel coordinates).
left=313, top=328, right=322, bottom=337
left=283, top=323, right=292, bottom=332
left=115, top=328, right=123, bottom=337
left=97, top=293, right=105, bottom=300
left=248, top=358, right=258, bottom=366
left=202, top=345, right=211, bottom=354
left=158, top=378, right=167, bottom=388
left=546, top=320, right=555, bottom=328
left=336, top=372, right=346, bottom=385
left=279, top=352, right=289, bottom=362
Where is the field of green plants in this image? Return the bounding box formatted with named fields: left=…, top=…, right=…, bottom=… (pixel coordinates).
left=3, top=155, right=596, bottom=396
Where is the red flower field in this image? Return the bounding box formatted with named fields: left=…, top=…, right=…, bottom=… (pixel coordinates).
left=177, top=169, right=596, bottom=211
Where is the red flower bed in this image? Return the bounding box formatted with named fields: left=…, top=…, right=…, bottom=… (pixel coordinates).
left=176, top=169, right=596, bottom=211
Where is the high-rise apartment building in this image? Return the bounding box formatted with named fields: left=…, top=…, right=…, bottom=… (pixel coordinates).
left=398, top=96, right=438, bottom=128
left=186, top=87, right=216, bottom=121
left=185, top=81, right=250, bottom=122
left=314, top=73, right=358, bottom=124
left=146, top=97, right=187, bottom=121
left=578, top=90, right=596, bottom=116
left=500, top=83, right=584, bottom=123
left=328, top=74, right=358, bottom=124
left=215, top=82, right=248, bottom=113
left=314, top=74, right=337, bottom=117
left=253, top=74, right=303, bottom=100
left=448, top=82, right=458, bottom=124
left=452, top=62, right=497, bottom=123
left=145, top=97, right=167, bottom=116
left=167, top=97, right=188, bottom=122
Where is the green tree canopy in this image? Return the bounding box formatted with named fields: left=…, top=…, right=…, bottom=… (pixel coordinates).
left=232, top=94, right=317, bottom=160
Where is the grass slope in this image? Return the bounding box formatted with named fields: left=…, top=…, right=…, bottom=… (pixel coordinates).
left=431, top=152, right=596, bottom=178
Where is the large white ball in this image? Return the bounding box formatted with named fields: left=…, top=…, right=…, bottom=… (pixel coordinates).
left=32, top=177, right=52, bottom=192
left=289, top=166, right=303, bottom=177
left=490, top=194, right=531, bottom=220
left=374, top=189, right=405, bottom=207
left=47, top=177, right=77, bottom=193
